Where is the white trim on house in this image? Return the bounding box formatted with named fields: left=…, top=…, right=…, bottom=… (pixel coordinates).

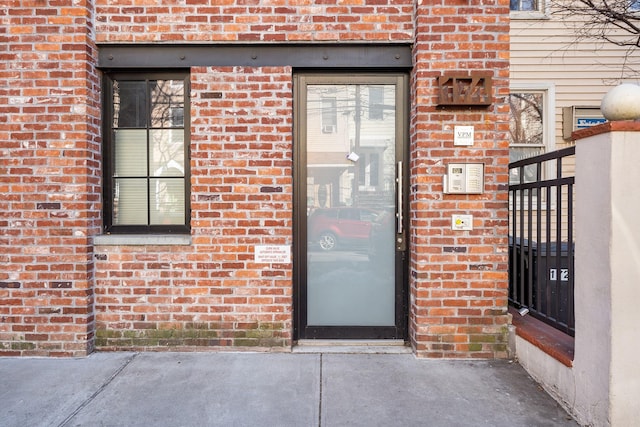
left=508, top=82, right=558, bottom=211
left=510, top=81, right=557, bottom=153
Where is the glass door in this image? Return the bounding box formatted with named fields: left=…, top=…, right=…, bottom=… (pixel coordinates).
left=294, top=74, right=408, bottom=340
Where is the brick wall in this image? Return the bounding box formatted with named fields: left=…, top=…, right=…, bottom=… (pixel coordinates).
left=90, top=0, right=417, bottom=352
left=93, top=0, right=415, bottom=43
left=2, top=0, right=512, bottom=357
left=0, top=1, right=101, bottom=356
left=409, top=0, right=511, bottom=357
left=94, top=66, right=294, bottom=350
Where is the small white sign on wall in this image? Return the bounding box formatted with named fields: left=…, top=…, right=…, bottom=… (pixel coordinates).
left=254, top=245, right=291, bottom=264
left=454, top=125, right=474, bottom=146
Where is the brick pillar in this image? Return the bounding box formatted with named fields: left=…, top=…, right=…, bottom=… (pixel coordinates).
left=0, top=2, right=100, bottom=356
left=409, top=0, right=511, bottom=357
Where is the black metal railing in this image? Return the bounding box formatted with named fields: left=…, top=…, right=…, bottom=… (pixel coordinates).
left=509, top=146, right=575, bottom=336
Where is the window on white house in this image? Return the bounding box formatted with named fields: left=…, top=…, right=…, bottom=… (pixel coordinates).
left=510, top=0, right=538, bottom=11
left=104, top=72, right=190, bottom=233
left=321, top=98, right=337, bottom=133
left=509, top=91, right=546, bottom=184
left=368, top=86, right=384, bottom=120
left=510, top=0, right=547, bottom=16
left=357, top=151, right=381, bottom=188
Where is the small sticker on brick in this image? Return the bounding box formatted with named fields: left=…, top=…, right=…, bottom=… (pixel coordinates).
left=255, top=245, right=291, bottom=264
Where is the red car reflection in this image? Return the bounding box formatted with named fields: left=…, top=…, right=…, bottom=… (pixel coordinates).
left=308, top=207, right=379, bottom=251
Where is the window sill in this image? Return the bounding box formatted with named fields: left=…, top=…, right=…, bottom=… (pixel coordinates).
left=94, top=234, right=191, bottom=246
left=509, top=306, right=574, bottom=367
left=510, top=11, right=550, bottom=20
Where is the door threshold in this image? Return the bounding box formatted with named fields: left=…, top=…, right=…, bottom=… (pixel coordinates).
left=293, top=340, right=412, bottom=354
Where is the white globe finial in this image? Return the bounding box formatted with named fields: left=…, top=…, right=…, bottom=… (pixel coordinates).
left=600, top=83, right=640, bottom=121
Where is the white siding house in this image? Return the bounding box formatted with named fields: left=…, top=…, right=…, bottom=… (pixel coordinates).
left=510, top=1, right=640, bottom=156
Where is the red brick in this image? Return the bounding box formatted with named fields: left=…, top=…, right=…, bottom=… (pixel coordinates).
left=2, top=1, right=509, bottom=358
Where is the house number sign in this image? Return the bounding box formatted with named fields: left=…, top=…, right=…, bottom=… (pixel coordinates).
left=437, top=72, right=493, bottom=106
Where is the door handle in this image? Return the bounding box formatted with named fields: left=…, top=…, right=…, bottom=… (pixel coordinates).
left=396, top=160, right=403, bottom=235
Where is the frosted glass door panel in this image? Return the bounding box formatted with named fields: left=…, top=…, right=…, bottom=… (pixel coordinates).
left=305, top=83, right=397, bottom=326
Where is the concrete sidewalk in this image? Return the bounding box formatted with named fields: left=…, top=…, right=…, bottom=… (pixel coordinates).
left=0, top=351, right=577, bottom=427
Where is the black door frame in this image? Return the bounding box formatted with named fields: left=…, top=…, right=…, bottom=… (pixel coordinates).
left=292, top=72, right=410, bottom=341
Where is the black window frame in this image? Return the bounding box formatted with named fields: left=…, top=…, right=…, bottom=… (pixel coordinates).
left=102, top=71, right=191, bottom=234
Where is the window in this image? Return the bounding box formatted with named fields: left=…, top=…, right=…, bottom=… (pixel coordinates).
left=321, top=98, right=337, bottom=133
left=510, top=0, right=537, bottom=11
left=631, top=0, right=640, bottom=10
left=510, top=0, right=547, bottom=16
left=509, top=89, right=549, bottom=184
left=368, top=86, right=384, bottom=120
left=103, top=72, right=190, bottom=233
left=357, top=151, right=381, bottom=188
